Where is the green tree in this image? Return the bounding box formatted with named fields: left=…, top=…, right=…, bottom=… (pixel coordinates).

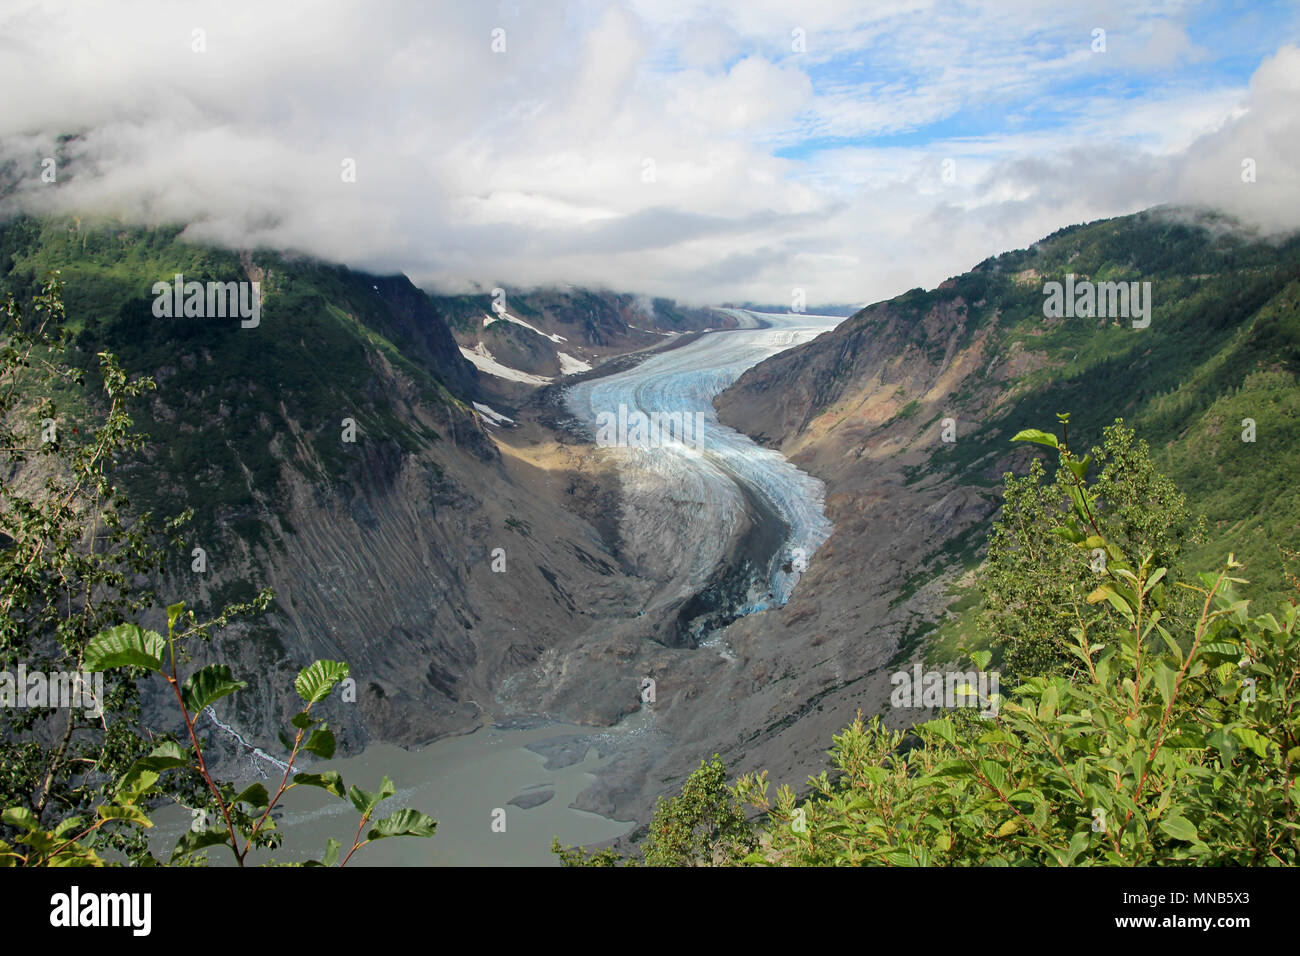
left=0, top=274, right=436, bottom=866
left=980, top=416, right=1203, bottom=682
left=0, top=272, right=221, bottom=861
left=735, top=419, right=1296, bottom=866
left=554, top=755, right=753, bottom=867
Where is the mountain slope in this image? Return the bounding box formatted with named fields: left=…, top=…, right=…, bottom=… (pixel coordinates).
left=0, top=215, right=693, bottom=769
left=680, top=206, right=1300, bottom=803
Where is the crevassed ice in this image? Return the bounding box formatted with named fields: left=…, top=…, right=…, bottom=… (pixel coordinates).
left=565, top=311, right=840, bottom=612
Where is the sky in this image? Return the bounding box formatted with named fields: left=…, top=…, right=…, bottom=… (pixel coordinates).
left=1, top=0, right=1298, bottom=307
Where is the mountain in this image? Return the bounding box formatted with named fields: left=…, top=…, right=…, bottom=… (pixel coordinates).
left=0, top=214, right=723, bottom=767
left=693, top=207, right=1299, bottom=797
left=4, top=206, right=1296, bottom=835
left=436, top=287, right=728, bottom=384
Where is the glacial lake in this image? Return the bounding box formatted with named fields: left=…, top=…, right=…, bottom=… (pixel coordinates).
left=149, top=720, right=636, bottom=867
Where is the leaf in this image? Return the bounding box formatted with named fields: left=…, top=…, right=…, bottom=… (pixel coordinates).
left=116, top=741, right=190, bottom=801
left=1, top=807, right=38, bottom=831
left=1207, top=728, right=1238, bottom=763
left=180, top=664, right=246, bottom=715
left=1158, top=815, right=1198, bottom=843
left=1153, top=660, right=1177, bottom=708
left=1062, top=830, right=1090, bottom=865
left=923, top=719, right=956, bottom=745
left=348, top=776, right=396, bottom=817
left=290, top=711, right=320, bottom=730
left=994, top=817, right=1020, bottom=838
left=233, top=783, right=271, bottom=809
left=929, top=760, right=975, bottom=777
left=167, top=602, right=186, bottom=634
left=83, top=624, right=165, bottom=672
left=292, top=772, right=346, bottom=799
left=304, top=837, right=343, bottom=867
left=1086, top=586, right=1112, bottom=605
left=303, top=725, right=336, bottom=759
left=1102, top=589, right=1135, bottom=623
left=1231, top=727, right=1271, bottom=759
left=171, top=828, right=231, bottom=861
left=366, top=808, right=438, bottom=841
left=295, top=660, right=350, bottom=704
left=97, top=805, right=153, bottom=828
left=1010, top=428, right=1058, bottom=449
left=52, top=817, right=86, bottom=839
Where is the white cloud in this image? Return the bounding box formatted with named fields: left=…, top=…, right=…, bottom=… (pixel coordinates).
left=0, top=0, right=1296, bottom=307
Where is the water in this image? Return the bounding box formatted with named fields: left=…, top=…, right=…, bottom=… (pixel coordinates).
left=149, top=719, right=639, bottom=867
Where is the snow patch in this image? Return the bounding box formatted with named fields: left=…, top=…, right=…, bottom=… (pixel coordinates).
left=557, top=351, right=592, bottom=375
left=472, top=402, right=516, bottom=426
left=483, top=312, right=566, bottom=344
left=460, top=343, right=553, bottom=385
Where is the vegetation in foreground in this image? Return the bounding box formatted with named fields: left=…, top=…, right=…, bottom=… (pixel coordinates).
left=557, top=416, right=1298, bottom=866
left=0, top=276, right=435, bottom=866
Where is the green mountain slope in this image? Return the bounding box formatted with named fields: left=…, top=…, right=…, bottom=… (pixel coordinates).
left=691, top=208, right=1299, bottom=794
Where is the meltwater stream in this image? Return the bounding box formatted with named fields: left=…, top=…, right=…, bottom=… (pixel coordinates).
left=154, top=310, right=840, bottom=866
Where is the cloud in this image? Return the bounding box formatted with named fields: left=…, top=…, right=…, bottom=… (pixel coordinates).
left=0, top=0, right=1297, bottom=307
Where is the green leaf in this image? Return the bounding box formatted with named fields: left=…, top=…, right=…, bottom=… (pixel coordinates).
left=233, top=783, right=271, bottom=809
left=83, top=624, right=165, bottom=672
left=295, top=660, right=350, bottom=704
left=97, top=805, right=153, bottom=828
left=171, top=828, right=231, bottom=862
left=1158, top=815, right=1198, bottom=843
left=1, top=807, right=38, bottom=831
left=304, top=837, right=343, bottom=867
left=1062, top=830, right=1090, bottom=865
left=52, top=817, right=85, bottom=839
left=923, top=719, right=957, bottom=745
left=292, top=772, right=346, bottom=799
left=1142, top=567, right=1168, bottom=595
left=1231, top=727, right=1271, bottom=759
left=290, top=711, right=319, bottom=730
left=366, top=808, right=438, bottom=842
left=1086, top=585, right=1112, bottom=605
left=994, top=817, right=1020, bottom=837
left=167, top=602, right=186, bottom=634
left=303, top=725, right=336, bottom=759
left=180, top=664, right=246, bottom=715
left=348, top=776, right=396, bottom=816
left=116, top=741, right=190, bottom=801
left=1010, top=428, right=1058, bottom=449
left=1153, top=660, right=1177, bottom=708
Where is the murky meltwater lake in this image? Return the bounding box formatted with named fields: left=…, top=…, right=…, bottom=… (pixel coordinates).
left=149, top=719, right=638, bottom=866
